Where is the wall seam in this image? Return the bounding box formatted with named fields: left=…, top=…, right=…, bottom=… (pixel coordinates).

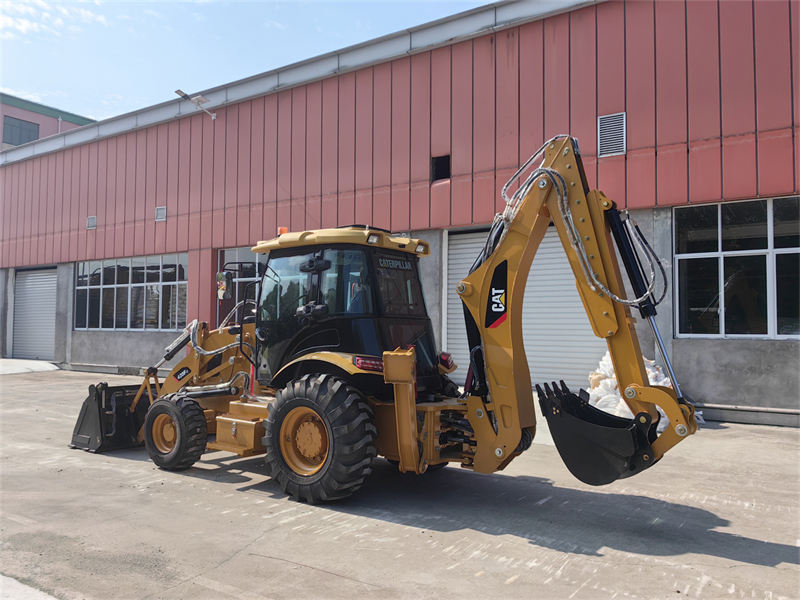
left=622, top=3, right=627, bottom=208
left=653, top=0, right=658, bottom=207
left=751, top=0, right=759, bottom=196
left=789, top=0, right=797, bottom=193
left=717, top=0, right=724, bottom=201
left=684, top=0, right=689, bottom=205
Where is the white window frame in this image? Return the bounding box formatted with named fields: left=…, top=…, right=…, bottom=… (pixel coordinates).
left=74, top=253, right=188, bottom=332
left=673, top=197, right=799, bottom=340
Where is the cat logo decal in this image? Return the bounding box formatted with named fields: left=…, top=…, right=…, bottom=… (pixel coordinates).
left=484, top=261, right=508, bottom=329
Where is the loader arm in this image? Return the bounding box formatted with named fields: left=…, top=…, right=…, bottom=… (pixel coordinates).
left=458, top=136, right=696, bottom=483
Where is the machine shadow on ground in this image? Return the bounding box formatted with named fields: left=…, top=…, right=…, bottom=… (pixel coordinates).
left=347, top=462, right=798, bottom=569
left=142, top=445, right=799, bottom=570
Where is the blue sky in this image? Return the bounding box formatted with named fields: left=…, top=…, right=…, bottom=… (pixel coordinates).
left=1, top=0, right=489, bottom=122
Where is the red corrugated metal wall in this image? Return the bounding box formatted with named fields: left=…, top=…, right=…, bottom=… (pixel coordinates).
left=1, top=0, right=798, bottom=319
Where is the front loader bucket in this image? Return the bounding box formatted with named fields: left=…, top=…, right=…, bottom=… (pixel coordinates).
left=71, top=383, right=151, bottom=453
left=537, top=381, right=656, bottom=486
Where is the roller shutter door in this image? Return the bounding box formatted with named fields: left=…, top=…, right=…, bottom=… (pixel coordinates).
left=446, top=229, right=607, bottom=390
left=12, top=269, right=57, bottom=360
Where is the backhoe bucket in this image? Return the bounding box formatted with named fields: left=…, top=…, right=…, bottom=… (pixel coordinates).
left=537, top=381, right=656, bottom=486
left=71, top=383, right=150, bottom=453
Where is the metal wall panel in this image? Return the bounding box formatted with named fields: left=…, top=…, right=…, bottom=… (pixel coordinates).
left=1, top=0, right=796, bottom=296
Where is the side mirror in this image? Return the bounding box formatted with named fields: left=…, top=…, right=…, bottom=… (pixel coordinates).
left=216, top=271, right=234, bottom=300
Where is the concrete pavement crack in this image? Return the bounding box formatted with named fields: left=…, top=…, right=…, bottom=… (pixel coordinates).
left=138, top=523, right=284, bottom=600
left=247, top=552, right=383, bottom=589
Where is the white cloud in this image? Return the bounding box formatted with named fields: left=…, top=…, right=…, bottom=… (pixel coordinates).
left=1, top=87, right=43, bottom=103
left=264, top=19, right=286, bottom=30
left=0, top=1, right=108, bottom=39
left=144, top=9, right=162, bottom=19
left=3, top=3, right=39, bottom=17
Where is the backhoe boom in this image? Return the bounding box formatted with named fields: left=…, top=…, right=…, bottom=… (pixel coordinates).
left=457, top=136, right=697, bottom=484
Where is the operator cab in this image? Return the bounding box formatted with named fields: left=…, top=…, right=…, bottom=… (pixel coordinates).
left=251, top=228, right=442, bottom=397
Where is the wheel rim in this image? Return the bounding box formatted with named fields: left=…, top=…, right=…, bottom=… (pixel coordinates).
left=152, top=413, right=178, bottom=454
left=279, top=407, right=329, bottom=476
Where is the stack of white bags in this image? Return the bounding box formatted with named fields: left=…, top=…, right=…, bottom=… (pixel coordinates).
left=588, top=351, right=703, bottom=434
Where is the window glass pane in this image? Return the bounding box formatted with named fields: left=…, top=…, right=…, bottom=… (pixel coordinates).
left=101, top=288, right=115, bottom=328
left=116, top=258, right=130, bottom=285
left=3, top=115, right=40, bottom=145
left=238, top=280, right=257, bottom=302
left=218, top=294, right=236, bottom=326
left=722, top=200, right=767, bottom=251
left=321, top=249, right=373, bottom=316
left=374, top=251, right=426, bottom=317
left=75, top=289, right=88, bottom=328
left=774, top=197, right=799, bottom=248
left=115, top=287, right=129, bottom=329
left=723, top=255, right=767, bottom=335
left=177, top=283, right=187, bottom=328
left=130, top=286, right=145, bottom=328
left=259, top=254, right=313, bottom=322
left=88, top=261, right=102, bottom=286
left=102, top=260, right=116, bottom=286
left=678, top=258, right=719, bottom=334
left=146, top=256, right=160, bottom=283
left=162, top=254, right=177, bottom=282
left=221, top=249, right=237, bottom=269
left=76, top=262, right=87, bottom=287
left=131, top=257, right=145, bottom=284
left=161, top=284, right=177, bottom=330
left=675, top=205, right=718, bottom=254
left=145, top=285, right=160, bottom=329
left=240, top=261, right=257, bottom=279
left=178, top=253, right=188, bottom=281
left=239, top=247, right=257, bottom=279
left=776, top=253, right=799, bottom=335
left=88, top=288, right=101, bottom=328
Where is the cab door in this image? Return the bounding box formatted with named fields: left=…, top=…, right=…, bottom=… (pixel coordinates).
left=256, top=251, right=314, bottom=382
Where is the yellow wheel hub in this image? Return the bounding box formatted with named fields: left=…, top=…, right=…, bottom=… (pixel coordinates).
left=152, top=413, right=177, bottom=454
left=280, top=407, right=329, bottom=475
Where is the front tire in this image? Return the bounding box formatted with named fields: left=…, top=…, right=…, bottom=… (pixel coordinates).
left=144, top=395, right=207, bottom=471
left=263, top=374, right=376, bottom=503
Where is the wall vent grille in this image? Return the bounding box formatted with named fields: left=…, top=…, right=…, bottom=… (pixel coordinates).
left=155, top=206, right=167, bottom=221
left=598, top=112, right=626, bottom=157
left=86, top=216, right=96, bottom=230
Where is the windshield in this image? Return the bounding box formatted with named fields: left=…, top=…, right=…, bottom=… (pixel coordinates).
left=373, top=251, right=427, bottom=317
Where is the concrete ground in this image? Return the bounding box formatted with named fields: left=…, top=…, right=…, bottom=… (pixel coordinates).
left=0, top=370, right=798, bottom=600
left=0, top=359, right=59, bottom=376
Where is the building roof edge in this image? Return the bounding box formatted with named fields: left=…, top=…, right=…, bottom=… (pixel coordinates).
left=0, top=0, right=603, bottom=167
left=0, top=93, right=96, bottom=126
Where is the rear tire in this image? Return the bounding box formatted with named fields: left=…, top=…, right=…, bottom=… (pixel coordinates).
left=144, top=394, right=207, bottom=471
left=263, top=374, right=376, bottom=503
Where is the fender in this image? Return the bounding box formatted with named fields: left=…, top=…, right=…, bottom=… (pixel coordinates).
left=270, top=351, right=385, bottom=392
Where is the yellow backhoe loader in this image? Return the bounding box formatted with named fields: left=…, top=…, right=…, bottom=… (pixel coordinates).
left=71, top=136, right=697, bottom=503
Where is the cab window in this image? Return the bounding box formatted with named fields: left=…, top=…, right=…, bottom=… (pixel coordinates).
left=259, top=253, right=313, bottom=322
left=320, top=249, right=374, bottom=316
left=373, top=251, right=426, bottom=317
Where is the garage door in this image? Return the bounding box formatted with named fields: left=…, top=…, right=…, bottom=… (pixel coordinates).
left=13, top=269, right=57, bottom=360
left=446, top=229, right=607, bottom=390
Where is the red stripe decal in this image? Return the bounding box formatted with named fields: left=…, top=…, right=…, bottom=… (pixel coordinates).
left=489, top=312, right=507, bottom=328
